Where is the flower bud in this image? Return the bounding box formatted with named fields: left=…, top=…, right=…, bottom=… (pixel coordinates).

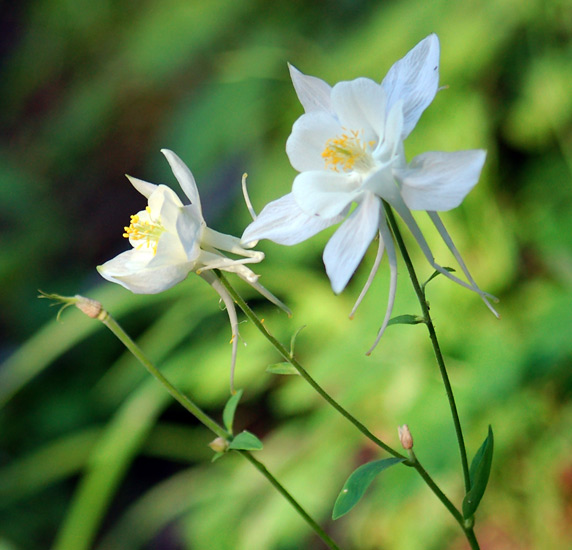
left=74, top=295, right=104, bottom=319
left=398, top=424, right=414, bottom=450
left=208, top=437, right=229, bottom=453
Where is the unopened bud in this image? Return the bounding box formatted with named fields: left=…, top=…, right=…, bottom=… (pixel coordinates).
left=208, top=437, right=229, bottom=453
left=39, top=291, right=106, bottom=322
left=398, top=424, right=413, bottom=450
left=74, top=295, right=104, bottom=319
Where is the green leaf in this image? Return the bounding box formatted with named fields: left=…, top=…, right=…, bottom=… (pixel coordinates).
left=266, top=362, right=299, bottom=375
left=228, top=431, right=263, bottom=451
left=462, top=426, right=494, bottom=519
left=332, top=457, right=405, bottom=520
left=222, top=389, right=243, bottom=435
left=387, top=314, right=424, bottom=327
left=211, top=452, right=225, bottom=463
left=289, top=325, right=307, bottom=355
left=423, top=267, right=456, bottom=289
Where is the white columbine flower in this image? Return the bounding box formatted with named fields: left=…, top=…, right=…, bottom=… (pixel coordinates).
left=98, top=149, right=289, bottom=390
left=242, top=34, right=498, bottom=352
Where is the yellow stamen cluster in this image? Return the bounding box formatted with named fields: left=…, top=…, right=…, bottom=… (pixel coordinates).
left=123, top=206, right=164, bottom=254
left=322, top=129, right=375, bottom=172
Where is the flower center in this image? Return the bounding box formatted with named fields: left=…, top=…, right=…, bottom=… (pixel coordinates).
left=123, top=206, right=165, bottom=254
left=322, top=130, right=375, bottom=173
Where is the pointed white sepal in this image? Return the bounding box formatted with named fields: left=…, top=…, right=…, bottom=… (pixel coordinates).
left=381, top=34, right=440, bottom=139
left=395, top=150, right=486, bottom=211
left=161, top=149, right=202, bottom=214
left=241, top=193, right=343, bottom=247
left=288, top=63, right=333, bottom=113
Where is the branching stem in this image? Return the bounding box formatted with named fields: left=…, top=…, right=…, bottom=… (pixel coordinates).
left=100, top=309, right=341, bottom=550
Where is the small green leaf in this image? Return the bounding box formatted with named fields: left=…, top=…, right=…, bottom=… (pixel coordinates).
left=211, top=452, right=225, bottom=463
left=290, top=325, right=307, bottom=355
left=423, top=267, right=456, bottom=289
left=462, top=426, right=494, bottom=519
left=266, top=362, right=299, bottom=375
left=228, top=430, right=263, bottom=451
left=332, top=457, right=405, bottom=520
left=387, top=314, right=424, bottom=327
left=223, top=389, right=243, bottom=435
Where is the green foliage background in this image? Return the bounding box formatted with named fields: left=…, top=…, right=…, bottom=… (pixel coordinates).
left=1, top=1, right=571, bottom=549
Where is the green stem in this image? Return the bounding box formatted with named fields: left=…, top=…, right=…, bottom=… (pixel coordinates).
left=102, top=313, right=226, bottom=439
left=465, top=527, right=480, bottom=550
left=241, top=452, right=340, bottom=549
left=383, top=205, right=471, bottom=493
left=408, top=451, right=479, bottom=550
left=408, top=451, right=463, bottom=525
left=216, top=272, right=403, bottom=460
left=99, top=309, right=341, bottom=550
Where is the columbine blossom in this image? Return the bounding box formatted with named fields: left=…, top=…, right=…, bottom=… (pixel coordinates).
left=242, top=34, right=498, bottom=352
left=98, top=149, right=289, bottom=389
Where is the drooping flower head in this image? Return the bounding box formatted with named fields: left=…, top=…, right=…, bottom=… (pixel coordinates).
left=99, top=149, right=289, bottom=390
left=242, top=35, right=498, bottom=351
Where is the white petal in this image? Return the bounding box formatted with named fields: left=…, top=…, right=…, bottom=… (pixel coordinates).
left=395, top=150, right=486, bottom=211
left=97, top=249, right=191, bottom=294
left=349, top=232, right=384, bottom=318
left=323, top=193, right=381, bottom=294
left=148, top=187, right=201, bottom=262
left=197, top=249, right=263, bottom=275
left=388, top=192, right=495, bottom=301
left=148, top=185, right=183, bottom=235
left=127, top=175, right=157, bottom=198
left=161, top=149, right=203, bottom=214
left=200, top=271, right=239, bottom=393
left=378, top=99, right=404, bottom=160
left=428, top=211, right=499, bottom=316
left=286, top=111, right=343, bottom=172
left=381, top=34, right=440, bottom=139
left=176, top=205, right=204, bottom=260
left=361, top=164, right=400, bottom=202
left=288, top=63, right=332, bottom=113
left=150, top=231, right=193, bottom=266
left=203, top=227, right=263, bottom=262
left=330, top=78, right=386, bottom=142
left=241, top=193, right=343, bottom=246
left=293, top=170, right=359, bottom=218
left=235, top=272, right=292, bottom=316
left=366, top=210, right=398, bottom=354
left=241, top=174, right=257, bottom=221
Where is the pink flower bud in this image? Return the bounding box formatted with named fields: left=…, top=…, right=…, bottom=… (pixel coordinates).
left=398, top=424, right=414, bottom=450
left=74, top=295, right=104, bottom=319
left=208, top=437, right=229, bottom=453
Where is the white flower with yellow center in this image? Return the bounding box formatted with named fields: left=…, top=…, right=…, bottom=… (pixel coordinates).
left=242, top=35, right=498, bottom=351
left=99, top=149, right=289, bottom=389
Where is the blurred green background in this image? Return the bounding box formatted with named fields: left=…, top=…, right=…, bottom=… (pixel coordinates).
left=1, top=0, right=571, bottom=549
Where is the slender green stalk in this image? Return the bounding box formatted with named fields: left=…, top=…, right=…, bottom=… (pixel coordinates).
left=465, top=527, right=480, bottom=549
left=216, top=272, right=403, bottom=459
left=102, top=312, right=227, bottom=438
left=240, top=451, right=340, bottom=549
left=407, top=452, right=479, bottom=549
left=85, top=303, right=341, bottom=550
left=407, top=451, right=463, bottom=525
left=383, top=206, right=471, bottom=492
